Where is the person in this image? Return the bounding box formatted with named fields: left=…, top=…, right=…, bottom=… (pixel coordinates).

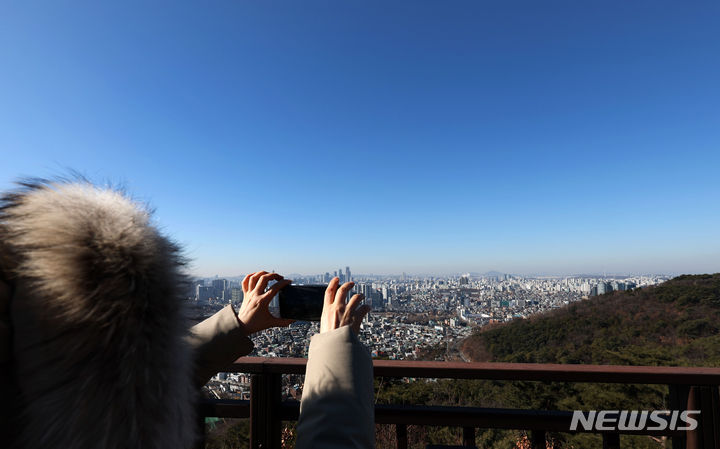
left=0, top=179, right=374, bottom=449
left=189, top=272, right=374, bottom=449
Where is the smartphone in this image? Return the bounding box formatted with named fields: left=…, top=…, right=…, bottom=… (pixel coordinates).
left=275, top=284, right=326, bottom=321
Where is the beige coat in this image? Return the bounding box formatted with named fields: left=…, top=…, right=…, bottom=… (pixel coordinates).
left=189, top=305, right=375, bottom=449
left=0, top=180, right=373, bottom=449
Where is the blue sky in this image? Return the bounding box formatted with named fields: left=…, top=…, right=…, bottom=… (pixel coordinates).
left=1, top=1, right=719, bottom=276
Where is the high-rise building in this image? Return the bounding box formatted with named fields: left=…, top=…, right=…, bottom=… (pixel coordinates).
left=346, top=266, right=351, bottom=283
left=196, top=285, right=214, bottom=302
left=211, top=279, right=228, bottom=301
left=231, top=287, right=243, bottom=303
left=596, top=282, right=614, bottom=295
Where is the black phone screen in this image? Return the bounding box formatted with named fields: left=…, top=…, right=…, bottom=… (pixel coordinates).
left=278, top=285, right=325, bottom=321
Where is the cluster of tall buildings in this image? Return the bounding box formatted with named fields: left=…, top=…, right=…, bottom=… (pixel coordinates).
left=589, top=280, right=637, bottom=296
left=318, top=266, right=352, bottom=284
left=195, top=278, right=238, bottom=303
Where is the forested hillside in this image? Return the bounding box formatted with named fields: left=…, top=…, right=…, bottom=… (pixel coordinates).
left=373, top=274, right=720, bottom=449
left=463, top=273, right=720, bottom=367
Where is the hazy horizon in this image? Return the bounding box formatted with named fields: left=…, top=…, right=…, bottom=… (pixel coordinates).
left=188, top=265, right=705, bottom=280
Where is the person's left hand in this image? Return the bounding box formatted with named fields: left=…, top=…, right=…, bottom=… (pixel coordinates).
left=320, top=278, right=371, bottom=335
left=236, top=271, right=294, bottom=334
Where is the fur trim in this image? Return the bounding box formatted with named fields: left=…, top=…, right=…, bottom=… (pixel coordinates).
left=1, top=180, right=196, bottom=449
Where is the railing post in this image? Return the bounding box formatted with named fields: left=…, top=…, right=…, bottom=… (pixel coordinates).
left=602, top=433, right=620, bottom=449
left=250, top=373, right=282, bottom=449
left=462, top=426, right=475, bottom=447
left=686, top=386, right=701, bottom=449
left=396, top=424, right=408, bottom=449
left=530, top=430, right=545, bottom=449
left=669, top=384, right=689, bottom=449
left=686, top=386, right=720, bottom=449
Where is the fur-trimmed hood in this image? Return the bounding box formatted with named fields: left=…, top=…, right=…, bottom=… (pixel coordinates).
left=0, top=180, right=196, bottom=449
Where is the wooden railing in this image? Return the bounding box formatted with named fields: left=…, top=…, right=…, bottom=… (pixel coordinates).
left=198, top=357, right=720, bottom=449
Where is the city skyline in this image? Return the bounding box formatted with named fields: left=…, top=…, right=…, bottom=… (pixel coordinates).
left=2, top=2, right=719, bottom=276
left=193, top=266, right=675, bottom=281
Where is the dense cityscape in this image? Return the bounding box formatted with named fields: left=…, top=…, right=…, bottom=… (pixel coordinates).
left=189, top=268, right=669, bottom=400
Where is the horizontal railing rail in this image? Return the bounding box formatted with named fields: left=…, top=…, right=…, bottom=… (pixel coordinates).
left=227, top=356, right=720, bottom=385
left=197, top=357, right=720, bottom=449
left=200, top=399, right=685, bottom=437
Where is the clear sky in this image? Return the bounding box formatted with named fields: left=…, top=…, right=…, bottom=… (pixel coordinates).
left=1, top=1, right=719, bottom=277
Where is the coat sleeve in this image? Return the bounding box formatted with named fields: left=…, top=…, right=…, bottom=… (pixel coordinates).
left=186, top=305, right=255, bottom=387
left=295, top=326, right=374, bottom=449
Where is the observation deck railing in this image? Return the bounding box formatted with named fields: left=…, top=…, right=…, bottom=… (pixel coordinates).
left=198, top=357, right=720, bottom=449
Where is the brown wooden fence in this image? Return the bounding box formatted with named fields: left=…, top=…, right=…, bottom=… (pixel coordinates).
left=198, top=357, right=720, bottom=449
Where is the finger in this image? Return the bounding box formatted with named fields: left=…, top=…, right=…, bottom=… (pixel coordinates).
left=343, top=293, right=365, bottom=324
left=351, top=305, right=371, bottom=334
left=346, top=293, right=365, bottom=314
left=325, top=277, right=340, bottom=304
left=255, top=273, right=283, bottom=294
left=248, top=271, right=268, bottom=291
left=335, top=281, right=354, bottom=305
left=242, top=273, right=253, bottom=292
left=260, top=279, right=292, bottom=303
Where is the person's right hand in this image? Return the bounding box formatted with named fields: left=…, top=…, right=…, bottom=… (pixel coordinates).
left=236, top=271, right=294, bottom=335
left=320, top=277, right=371, bottom=335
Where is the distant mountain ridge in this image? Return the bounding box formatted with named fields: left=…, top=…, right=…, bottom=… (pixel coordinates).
left=462, top=273, right=720, bottom=367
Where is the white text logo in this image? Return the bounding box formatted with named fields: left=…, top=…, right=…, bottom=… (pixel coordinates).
left=570, top=410, right=700, bottom=431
